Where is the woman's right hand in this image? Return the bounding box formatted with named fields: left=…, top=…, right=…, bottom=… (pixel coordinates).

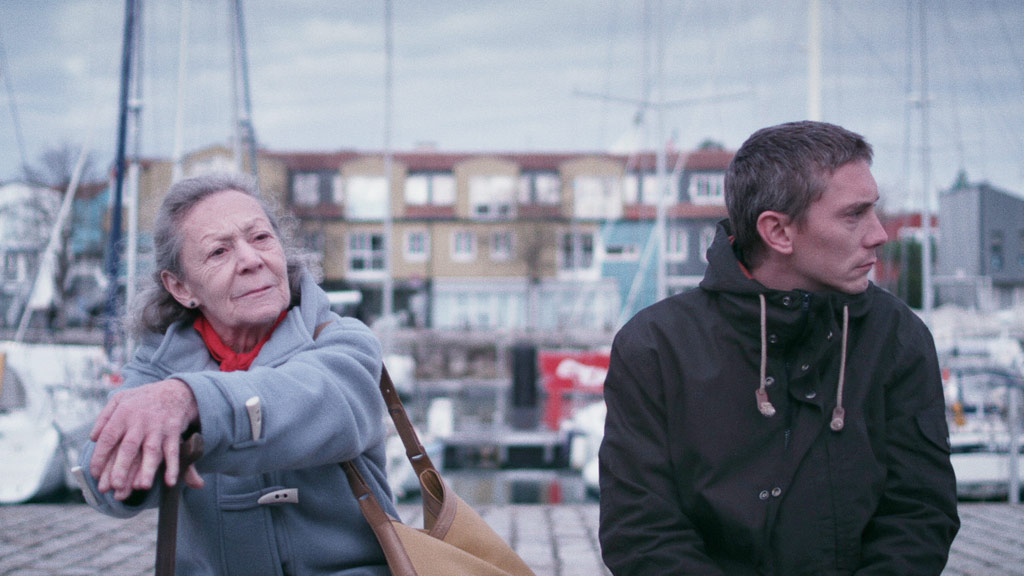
left=89, top=378, right=204, bottom=500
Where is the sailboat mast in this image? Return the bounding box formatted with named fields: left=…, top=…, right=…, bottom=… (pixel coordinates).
left=230, top=0, right=258, bottom=181
left=171, top=0, right=191, bottom=183
left=919, top=0, right=933, bottom=325
left=381, top=0, right=394, bottom=352
left=104, top=0, right=139, bottom=357
left=653, top=0, right=667, bottom=303
left=807, top=0, right=822, bottom=121
left=124, top=0, right=145, bottom=355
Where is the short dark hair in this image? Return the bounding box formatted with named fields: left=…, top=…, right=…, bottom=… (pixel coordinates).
left=724, top=121, right=873, bottom=266
left=132, top=172, right=310, bottom=335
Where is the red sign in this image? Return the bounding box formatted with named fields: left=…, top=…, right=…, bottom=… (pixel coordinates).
left=539, top=351, right=609, bottom=429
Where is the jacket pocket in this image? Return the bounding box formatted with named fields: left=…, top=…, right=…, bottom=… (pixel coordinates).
left=915, top=406, right=952, bottom=455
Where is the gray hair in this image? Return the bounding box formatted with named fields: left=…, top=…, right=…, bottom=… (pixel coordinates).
left=132, top=172, right=313, bottom=336
left=724, top=121, right=873, bottom=267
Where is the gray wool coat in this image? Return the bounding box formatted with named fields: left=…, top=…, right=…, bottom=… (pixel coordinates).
left=80, top=273, right=396, bottom=575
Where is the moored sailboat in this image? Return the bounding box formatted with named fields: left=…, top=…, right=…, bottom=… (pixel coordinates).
left=0, top=340, right=107, bottom=503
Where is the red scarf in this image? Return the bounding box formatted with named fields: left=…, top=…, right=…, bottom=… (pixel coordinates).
left=194, top=311, right=288, bottom=372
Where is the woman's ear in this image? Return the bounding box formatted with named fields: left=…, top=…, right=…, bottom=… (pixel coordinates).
left=756, top=211, right=795, bottom=256
left=161, top=270, right=195, bottom=308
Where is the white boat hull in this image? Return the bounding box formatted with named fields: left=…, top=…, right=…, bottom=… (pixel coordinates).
left=0, top=412, right=65, bottom=503
left=0, top=341, right=107, bottom=503
left=951, top=450, right=1024, bottom=500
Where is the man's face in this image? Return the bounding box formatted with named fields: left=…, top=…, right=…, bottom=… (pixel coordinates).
left=786, top=160, right=889, bottom=294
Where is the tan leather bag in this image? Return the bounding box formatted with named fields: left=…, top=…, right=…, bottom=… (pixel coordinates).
left=343, top=366, right=535, bottom=576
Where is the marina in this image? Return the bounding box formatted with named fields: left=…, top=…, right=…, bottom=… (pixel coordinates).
left=0, top=3, right=1023, bottom=574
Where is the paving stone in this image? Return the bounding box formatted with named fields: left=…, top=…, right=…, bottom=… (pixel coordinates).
left=1, top=502, right=1021, bottom=575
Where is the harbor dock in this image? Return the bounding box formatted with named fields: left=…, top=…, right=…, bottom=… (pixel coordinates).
left=1, top=502, right=1021, bottom=575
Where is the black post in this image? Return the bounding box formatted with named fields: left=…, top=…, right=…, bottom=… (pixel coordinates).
left=510, top=343, right=539, bottom=430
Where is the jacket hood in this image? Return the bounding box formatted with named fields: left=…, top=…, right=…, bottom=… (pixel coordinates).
left=699, top=219, right=764, bottom=297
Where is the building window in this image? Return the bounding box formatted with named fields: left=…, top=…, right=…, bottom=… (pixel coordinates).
left=331, top=174, right=344, bottom=205
left=452, top=230, right=476, bottom=262
left=292, top=173, right=321, bottom=206
left=991, top=230, right=1004, bottom=271
left=433, top=287, right=527, bottom=330
left=573, top=176, right=622, bottom=219
left=517, top=172, right=561, bottom=205
left=699, top=226, right=716, bottom=262
left=642, top=173, right=672, bottom=205
left=491, top=230, right=514, bottom=261
left=292, top=172, right=342, bottom=207
left=1018, top=230, right=1024, bottom=268
left=405, top=230, right=429, bottom=262
left=666, top=227, right=689, bottom=262
left=405, top=173, right=455, bottom=206
left=560, top=231, right=595, bottom=271
left=621, top=175, right=640, bottom=204
left=605, top=243, right=639, bottom=262
left=2, top=252, right=20, bottom=282
left=689, top=173, right=725, bottom=205
left=348, top=232, right=385, bottom=273
left=469, top=175, right=515, bottom=219
left=346, top=176, right=388, bottom=220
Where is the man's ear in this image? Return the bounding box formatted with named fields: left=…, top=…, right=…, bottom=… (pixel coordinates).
left=161, top=270, right=195, bottom=308
left=756, top=211, right=795, bottom=256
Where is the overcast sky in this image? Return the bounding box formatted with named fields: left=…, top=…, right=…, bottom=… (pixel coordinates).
left=1, top=1, right=1022, bottom=211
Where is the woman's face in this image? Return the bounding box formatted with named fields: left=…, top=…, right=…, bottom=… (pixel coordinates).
left=161, top=189, right=290, bottom=347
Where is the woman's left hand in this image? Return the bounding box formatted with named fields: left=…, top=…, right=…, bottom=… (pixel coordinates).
left=89, top=378, right=203, bottom=500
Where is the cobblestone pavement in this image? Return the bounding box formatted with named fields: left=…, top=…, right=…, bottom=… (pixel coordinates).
left=0, top=502, right=1020, bottom=575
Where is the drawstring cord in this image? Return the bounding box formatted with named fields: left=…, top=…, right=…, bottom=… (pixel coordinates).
left=756, top=294, right=776, bottom=417
left=830, top=306, right=849, bottom=431
left=755, top=294, right=849, bottom=433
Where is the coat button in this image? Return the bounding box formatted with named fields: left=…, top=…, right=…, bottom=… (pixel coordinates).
left=801, top=363, right=810, bottom=371
left=759, top=490, right=770, bottom=501
left=768, top=334, right=778, bottom=344
left=771, top=487, right=782, bottom=497
left=782, top=296, right=792, bottom=306
left=827, top=330, right=834, bottom=341
left=764, top=376, right=775, bottom=387
left=805, top=390, right=817, bottom=399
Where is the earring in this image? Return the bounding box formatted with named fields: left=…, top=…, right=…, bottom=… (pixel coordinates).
left=189, top=301, right=196, bottom=308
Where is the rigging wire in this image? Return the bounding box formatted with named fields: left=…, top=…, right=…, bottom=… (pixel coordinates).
left=0, top=21, right=28, bottom=177
left=598, top=0, right=620, bottom=150
left=902, top=0, right=915, bottom=211
left=934, top=0, right=968, bottom=177
left=986, top=0, right=1024, bottom=183
left=935, top=0, right=1024, bottom=187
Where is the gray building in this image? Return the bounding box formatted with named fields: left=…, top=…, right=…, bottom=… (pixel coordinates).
left=937, top=181, right=1024, bottom=310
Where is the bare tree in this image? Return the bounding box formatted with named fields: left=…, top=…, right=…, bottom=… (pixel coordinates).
left=19, top=144, right=102, bottom=330
left=22, top=143, right=97, bottom=189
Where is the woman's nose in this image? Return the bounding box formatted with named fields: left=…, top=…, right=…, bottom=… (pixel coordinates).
left=235, top=242, right=263, bottom=270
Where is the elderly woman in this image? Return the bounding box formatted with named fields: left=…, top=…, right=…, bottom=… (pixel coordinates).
left=78, top=173, right=396, bottom=575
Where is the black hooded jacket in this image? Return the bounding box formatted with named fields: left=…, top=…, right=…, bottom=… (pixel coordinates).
left=599, top=220, right=959, bottom=575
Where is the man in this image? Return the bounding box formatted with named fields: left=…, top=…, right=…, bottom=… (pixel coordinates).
left=599, top=121, right=959, bottom=575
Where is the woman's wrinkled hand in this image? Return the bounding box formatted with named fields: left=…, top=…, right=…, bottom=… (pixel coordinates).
left=89, top=378, right=203, bottom=500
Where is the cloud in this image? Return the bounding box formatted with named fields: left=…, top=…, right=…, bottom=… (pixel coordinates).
left=1, top=0, right=1022, bottom=200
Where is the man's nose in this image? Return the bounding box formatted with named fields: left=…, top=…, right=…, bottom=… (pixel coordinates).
left=866, top=214, right=888, bottom=248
